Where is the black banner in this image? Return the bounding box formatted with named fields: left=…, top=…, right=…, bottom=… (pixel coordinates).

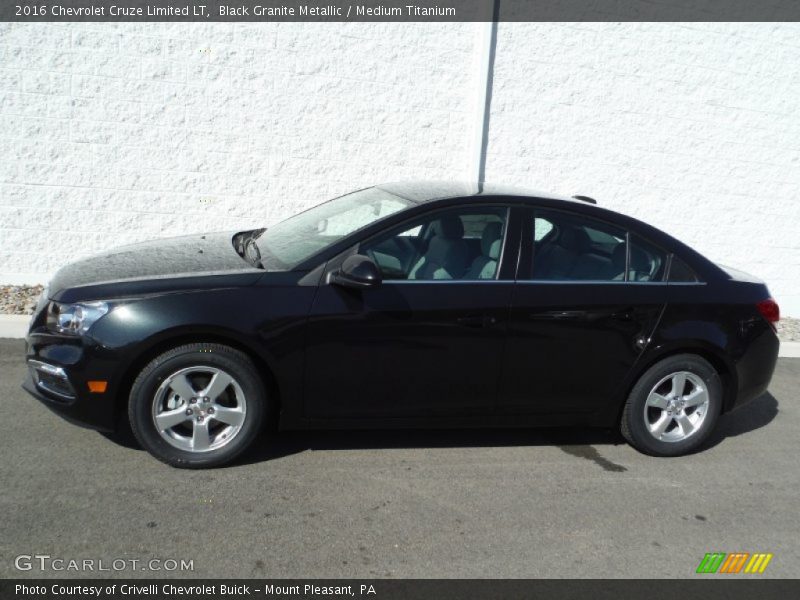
left=2, top=580, right=800, bottom=600
left=3, top=0, right=800, bottom=22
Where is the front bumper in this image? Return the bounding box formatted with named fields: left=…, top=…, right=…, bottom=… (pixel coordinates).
left=22, top=331, right=122, bottom=432
left=27, top=360, right=77, bottom=400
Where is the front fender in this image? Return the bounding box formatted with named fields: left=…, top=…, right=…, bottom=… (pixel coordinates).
left=87, top=284, right=316, bottom=427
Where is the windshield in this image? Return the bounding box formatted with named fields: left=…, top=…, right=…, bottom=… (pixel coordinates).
left=256, top=187, right=412, bottom=270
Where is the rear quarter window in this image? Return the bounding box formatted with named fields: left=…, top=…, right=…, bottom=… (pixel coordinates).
left=669, top=256, right=699, bottom=282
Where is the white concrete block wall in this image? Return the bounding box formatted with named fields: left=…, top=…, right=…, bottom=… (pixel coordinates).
left=485, top=22, right=800, bottom=315
left=0, top=22, right=479, bottom=283
left=1, top=22, right=799, bottom=315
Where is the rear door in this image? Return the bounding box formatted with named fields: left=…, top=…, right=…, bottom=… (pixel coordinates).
left=498, top=206, right=668, bottom=416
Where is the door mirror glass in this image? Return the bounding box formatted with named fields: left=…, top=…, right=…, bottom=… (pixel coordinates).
left=331, top=254, right=382, bottom=289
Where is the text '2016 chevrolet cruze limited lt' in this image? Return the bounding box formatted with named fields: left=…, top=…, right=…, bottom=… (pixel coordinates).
left=23, top=182, right=780, bottom=468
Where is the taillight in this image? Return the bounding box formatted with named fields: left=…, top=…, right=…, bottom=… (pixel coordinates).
left=756, top=298, right=780, bottom=330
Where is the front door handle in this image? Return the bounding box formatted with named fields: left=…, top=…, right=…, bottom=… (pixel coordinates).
left=457, top=314, right=497, bottom=328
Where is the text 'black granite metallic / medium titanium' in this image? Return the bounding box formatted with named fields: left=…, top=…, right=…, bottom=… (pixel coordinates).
left=23, top=182, right=780, bottom=468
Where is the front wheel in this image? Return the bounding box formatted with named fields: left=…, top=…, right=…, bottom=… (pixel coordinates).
left=621, top=354, right=722, bottom=456
left=128, top=343, right=267, bottom=468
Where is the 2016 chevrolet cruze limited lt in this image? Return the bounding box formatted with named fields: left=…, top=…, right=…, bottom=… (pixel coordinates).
left=23, top=182, right=780, bottom=468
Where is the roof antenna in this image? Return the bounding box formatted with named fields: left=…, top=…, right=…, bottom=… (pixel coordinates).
left=572, top=195, right=597, bottom=204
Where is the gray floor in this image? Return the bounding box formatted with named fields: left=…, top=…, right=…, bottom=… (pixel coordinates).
left=1, top=338, right=797, bottom=579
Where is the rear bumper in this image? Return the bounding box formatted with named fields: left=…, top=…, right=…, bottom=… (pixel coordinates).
left=729, top=327, right=780, bottom=412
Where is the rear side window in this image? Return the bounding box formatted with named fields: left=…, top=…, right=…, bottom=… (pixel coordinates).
left=668, top=256, right=699, bottom=282
left=529, top=210, right=666, bottom=282
left=531, top=210, right=625, bottom=281
left=534, top=218, right=554, bottom=241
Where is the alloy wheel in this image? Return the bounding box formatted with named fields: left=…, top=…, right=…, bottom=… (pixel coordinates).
left=643, top=370, right=710, bottom=443
left=152, top=366, right=247, bottom=453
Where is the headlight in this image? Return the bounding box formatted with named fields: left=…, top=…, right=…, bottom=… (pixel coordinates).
left=47, top=301, right=109, bottom=336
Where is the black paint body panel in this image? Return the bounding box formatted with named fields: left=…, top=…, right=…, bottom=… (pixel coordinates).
left=23, top=184, right=780, bottom=433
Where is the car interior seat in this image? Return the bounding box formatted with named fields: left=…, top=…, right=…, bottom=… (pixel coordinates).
left=408, top=216, right=468, bottom=280
left=612, top=243, right=653, bottom=281
left=463, top=222, right=503, bottom=279
left=535, top=225, right=618, bottom=280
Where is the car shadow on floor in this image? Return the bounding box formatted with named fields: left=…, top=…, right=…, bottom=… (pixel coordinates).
left=243, top=425, right=625, bottom=465
left=704, top=391, right=779, bottom=449
left=237, top=391, right=779, bottom=466
left=100, top=392, right=779, bottom=466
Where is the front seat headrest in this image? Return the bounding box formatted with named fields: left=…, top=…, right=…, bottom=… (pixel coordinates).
left=481, top=222, right=503, bottom=260
left=431, top=216, right=465, bottom=240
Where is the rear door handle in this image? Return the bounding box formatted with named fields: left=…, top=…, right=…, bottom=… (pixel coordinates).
left=457, top=314, right=497, bottom=328
left=530, top=310, right=588, bottom=321
left=611, top=307, right=635, bottom=321
left=530, top=308, right=634, bottom=322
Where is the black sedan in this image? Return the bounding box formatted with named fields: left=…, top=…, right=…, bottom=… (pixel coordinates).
left=23, top=182, right=780, bottom=468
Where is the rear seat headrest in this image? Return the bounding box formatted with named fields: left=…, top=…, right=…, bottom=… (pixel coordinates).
left=612, top=243, right=651, bottom=274
left=558, top=226, right=590, bottom=253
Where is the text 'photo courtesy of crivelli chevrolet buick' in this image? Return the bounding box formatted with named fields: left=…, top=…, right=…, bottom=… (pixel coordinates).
left=23, top=182, right=780, bottom=468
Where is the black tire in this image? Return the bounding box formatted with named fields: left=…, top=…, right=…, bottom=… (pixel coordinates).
left=621, top=353, right=722, bottom=456
left=128, top=343, right=266, bottom=468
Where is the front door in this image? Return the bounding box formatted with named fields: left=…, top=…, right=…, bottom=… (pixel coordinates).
left=304, top=204, right=518, bottom=418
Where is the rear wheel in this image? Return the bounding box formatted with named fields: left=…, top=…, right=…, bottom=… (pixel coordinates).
left=129, top=343, right=266, bottom=468
left=621, top=354, right=722, bottom=456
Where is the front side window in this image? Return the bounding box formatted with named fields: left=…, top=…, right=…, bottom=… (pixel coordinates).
left=360, top=206, right=508, bottom=281
left=530, top=210, right=666, bottom=282
left=255, top=187, right=413, bottom=270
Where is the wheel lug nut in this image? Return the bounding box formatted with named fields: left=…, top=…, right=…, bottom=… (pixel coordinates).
left=196, top=416, right=202, bottom=422
left=185, top=409, right=192, bottom=415
left=208, top=407, right=215, bottom=414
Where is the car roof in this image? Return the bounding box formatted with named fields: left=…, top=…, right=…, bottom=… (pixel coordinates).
left=376, top=180, right=581, bottom=205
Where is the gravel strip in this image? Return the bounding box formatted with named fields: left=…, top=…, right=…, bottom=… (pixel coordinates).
left=776, top=318, right=800, bottom=342
left=2, top=284, right=799, bottom=342
left=0, top=285, right=43, bottom=316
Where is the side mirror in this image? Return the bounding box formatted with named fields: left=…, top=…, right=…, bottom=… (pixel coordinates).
left=330, top=254, right=382, bottom=289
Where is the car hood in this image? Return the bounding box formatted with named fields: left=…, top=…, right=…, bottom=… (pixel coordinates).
left=48, top=232, right=263, bottom=301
